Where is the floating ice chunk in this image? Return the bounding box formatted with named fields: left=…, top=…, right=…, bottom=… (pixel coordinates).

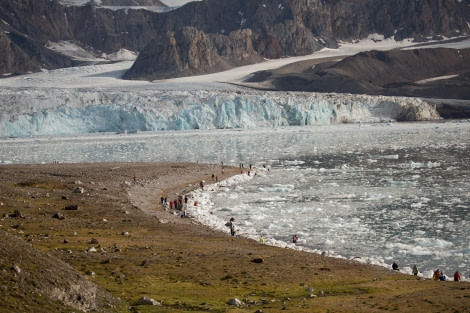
left=387, top=180, right=417, bottom=187
left=401, top=161, right=441, bottom=168
left=370, top=155, right=399, bottom=160
left=283, top=160, right=305, bottom=165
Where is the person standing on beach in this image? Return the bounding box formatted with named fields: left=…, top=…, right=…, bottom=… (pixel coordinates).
left=454, top=271, right=461, bottom=281
left=226, top=218, right=236, bottom=236
left=292, top=235, right=299, bottom=243
left=412, top=265, right=419, bottom=276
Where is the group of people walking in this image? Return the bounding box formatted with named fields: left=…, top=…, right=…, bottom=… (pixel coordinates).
left=161, top=195, right=188, bottom=211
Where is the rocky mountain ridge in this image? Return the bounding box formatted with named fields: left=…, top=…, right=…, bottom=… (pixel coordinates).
left=246, top=45, right=470, bottom=101
left=1, top=0, right=469, bottom=79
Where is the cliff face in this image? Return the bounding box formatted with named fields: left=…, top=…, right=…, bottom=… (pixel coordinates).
left=125, top=0, right=470, bottom=80
left=1, top=0, right=469, bottom=78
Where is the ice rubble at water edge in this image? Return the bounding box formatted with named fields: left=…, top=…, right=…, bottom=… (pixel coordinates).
left=0, top=87, right=440, bottom=137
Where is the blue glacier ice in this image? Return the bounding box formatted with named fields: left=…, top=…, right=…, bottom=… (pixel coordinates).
left=0, top=87, right=440, bottom=137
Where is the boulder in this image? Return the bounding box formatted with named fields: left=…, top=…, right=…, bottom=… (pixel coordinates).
left=228, top=298, right=243, bottom=307
left=52, top=212, right=65, bottom=220
left=136, top=297, right=161, bottom=306
left=63, top=204, right=79, bottom=210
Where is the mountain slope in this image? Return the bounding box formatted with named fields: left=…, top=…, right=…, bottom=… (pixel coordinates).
left=0, top=231, right=122, bottom=312
left=124, top=0, right=470, bottom=80
left=1, top=0, right=469, bottom=78
left=246, top=46, right=470, bottom=101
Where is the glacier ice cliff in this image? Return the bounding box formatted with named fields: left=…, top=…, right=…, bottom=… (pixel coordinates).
left=0, top=88, right=441, bottom=137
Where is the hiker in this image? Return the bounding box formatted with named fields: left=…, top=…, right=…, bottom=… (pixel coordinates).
left=412, top=265, right=419, bottom=276
left=440, top=271, right=446, bottom=281
left=226, top=218, right=236, bottom=236
left=292, top=235, right=299, bottom=243
left=392, top=261, right=399, bottom=271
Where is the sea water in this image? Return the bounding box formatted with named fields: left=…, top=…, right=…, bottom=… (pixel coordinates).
left=1, top=121, right=469, bottom=278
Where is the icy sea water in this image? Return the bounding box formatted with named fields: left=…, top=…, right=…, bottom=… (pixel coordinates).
left=1, top=121, right=469, bottom=278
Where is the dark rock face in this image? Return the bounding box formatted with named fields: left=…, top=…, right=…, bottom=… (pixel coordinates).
left=0, top=0, right=469, bottom=78
left=126, top=0, right=470, bottom=80
left=123, top=27, right=264, bottom=79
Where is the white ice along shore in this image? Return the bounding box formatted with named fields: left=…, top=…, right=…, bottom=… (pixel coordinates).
left=0, top=87, right=440, bottom=137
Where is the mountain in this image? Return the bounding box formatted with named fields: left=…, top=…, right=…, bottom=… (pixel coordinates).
left=124, top=0, right=470, bottom=80
left=245, top=45, right=470, bottom=101
left=1, top=0, right=469, bottom=79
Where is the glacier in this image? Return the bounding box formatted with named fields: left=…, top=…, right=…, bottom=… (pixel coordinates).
left=0, top=87, right=440, bottom=137
left=3, top=35, right=468, bottom=138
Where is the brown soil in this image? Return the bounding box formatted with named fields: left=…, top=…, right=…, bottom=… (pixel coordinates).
left=1, top=162, right=469, bottom=312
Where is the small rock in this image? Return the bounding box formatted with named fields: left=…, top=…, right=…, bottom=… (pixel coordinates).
left=228, top=298, right=243, bottom=306
left=11, top=264, right=21, bottom=274
left=52, top=212, right=65, bottom=220
left=63, top=204, right=79, bottom=210
left=11, top=210, right=24, bottom=218
left=307, top=294, right=317, bottom=298
left=74, top=187, right=84, bottom=193
left=251, top=258, right=264, bottom=263
left=87, top=247, right=97, bottom=253
left=136, top=297, right=161, bottom=306
left=85, top=270, right=95, bottom=276
left=90, top=238, right=99, bottom=244
left=122, top=231, right=130, bottom=236
left=61, top=195, right=68, bottom=200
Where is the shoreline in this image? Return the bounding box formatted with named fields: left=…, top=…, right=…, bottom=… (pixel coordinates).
left=1, top=161, right=469, bottom=312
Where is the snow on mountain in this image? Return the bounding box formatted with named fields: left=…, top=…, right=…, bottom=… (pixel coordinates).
left=46, top=41, right=138, bottom=62
left=59, top=0, right=199, bottom=8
